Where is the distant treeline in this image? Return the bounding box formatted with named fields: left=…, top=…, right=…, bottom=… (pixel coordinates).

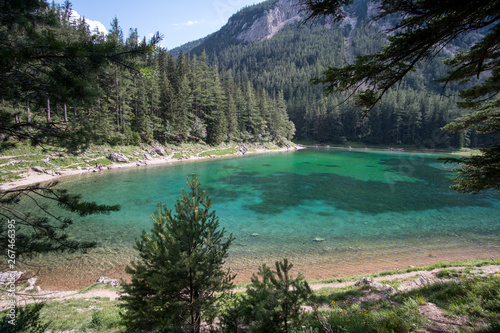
left=191, top=17, right=494, bottom=148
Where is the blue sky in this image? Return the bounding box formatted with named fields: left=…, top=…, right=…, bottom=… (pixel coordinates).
left=55, top=0, right=266, bottom=50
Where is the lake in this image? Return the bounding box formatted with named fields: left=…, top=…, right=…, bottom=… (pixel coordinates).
left=24, top=148, right=500, bottom=289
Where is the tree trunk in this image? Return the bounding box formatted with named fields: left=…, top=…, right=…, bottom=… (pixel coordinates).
left=63, top=104, right=68, bottom=123
left=115, top=65, right=120, bottom=131
left=46, top=97, right=51, bottom=123
left=97, top=76, right=101, bottom=122
left=26, top=99, right=31, bottom=123
left=134, top=76, right=138, bottom=127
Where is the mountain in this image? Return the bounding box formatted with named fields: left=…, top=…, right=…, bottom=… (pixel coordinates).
left=172, top=0, right=484, bottom=148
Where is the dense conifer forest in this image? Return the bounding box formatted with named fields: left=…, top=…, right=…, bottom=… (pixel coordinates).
left=187, top=6, right=493, bottom=148
left=1, top=2, right=295, bottom=149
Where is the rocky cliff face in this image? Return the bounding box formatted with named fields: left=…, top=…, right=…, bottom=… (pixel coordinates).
left=181, top=0, right=373, bottom=57
left=232, top=0, right=304, bottom=42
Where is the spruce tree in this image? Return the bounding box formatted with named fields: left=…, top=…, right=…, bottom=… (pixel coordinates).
left=120, top=174, right=234, bottom=333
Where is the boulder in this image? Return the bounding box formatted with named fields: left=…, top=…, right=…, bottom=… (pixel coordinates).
left=27, top=277, right=37, bottom=287
left=108, top=153, right=129, bottom=163
left=144, top=153, right=153, bottom=160
left=151, top=145, right=166, bottom=156
left=240, top=145, right=249, bottom=154
left=110, top=279, right=119, bottom=287
left=354, top=277, right=372, bottom=286
left=32, top=166, right=44, bottom=173
left=354, top=277, right=396, bottom=294
left=0, top=271, right=25, bottom=284
left=345, top=295, right=359, bottom=303
left=97, top=276, right=111, bottom=284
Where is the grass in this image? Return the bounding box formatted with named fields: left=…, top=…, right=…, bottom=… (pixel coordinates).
left=0, top=296, right=124, bottom=332
left=1, top=260, right=499, bottom=332
left=310, top=297, right=427, bottom=333
left=199, top=147, right=238, bottom=157
left=451, top=148, right=483, bottom=156
left=0, top=140, right=294, bottom=186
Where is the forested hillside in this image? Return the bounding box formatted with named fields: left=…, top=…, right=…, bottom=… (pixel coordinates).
left=183, top=0, right=490, bottom=148
left=1, top=2, right=295, bottom=149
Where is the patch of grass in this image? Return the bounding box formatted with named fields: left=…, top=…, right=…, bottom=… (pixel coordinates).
left=173, top=152, right=184, bottom=159
left=309, top=297, right=426, bottom=333
left=0, top=171, right=22, bottom=182
left=436, top=268, right=462, bottom=279
left=77, top=283, right=120, bottom=294
left=81, top=307, right=122, bottom=332
left=199, top=147, right=238, bottom=157
left=432, top=275, right=500, bottom=319
left=313, top=286, right=365, bottom=305
left=452, top=148, right=483, bottom=156
left=0, top=297, right=124, bottom=332
left=369, top=297, right=427, bottom=333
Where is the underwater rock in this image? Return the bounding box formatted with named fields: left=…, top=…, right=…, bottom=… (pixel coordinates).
left=313, top=237, right=325, bottom=242
left=251, top=233, right=259, bottom=237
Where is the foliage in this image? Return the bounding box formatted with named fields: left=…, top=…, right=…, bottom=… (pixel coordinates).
left=299, top=0, right=500, bottom=192
left=222, top=259, right=312, bottom=333
left=0, top=295, right=123, bottom=332
left=1, top=261, right=499, bottom=332
left=0, top=303, right=50, bottom=333
left=188, top=5, right=487, bottom=149
left=0, top=182, right=119, bottom=269
left=120, top=174, right=234, bottom=333
left=0, top=0, right=168, bottom=272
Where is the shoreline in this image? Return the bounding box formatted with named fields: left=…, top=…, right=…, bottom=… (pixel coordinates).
left=0, top=144, right=304, bottom=191
left=3, top=260, right=499, bottom=308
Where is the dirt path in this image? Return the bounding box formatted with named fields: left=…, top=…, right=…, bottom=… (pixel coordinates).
left=2, top=264, right=499, bottom=332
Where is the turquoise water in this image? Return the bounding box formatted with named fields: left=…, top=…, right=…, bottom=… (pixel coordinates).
left=25, top=148, right=500, bottom=289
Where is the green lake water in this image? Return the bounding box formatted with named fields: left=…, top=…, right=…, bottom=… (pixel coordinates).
left=26, top=148, right=500, bottom=289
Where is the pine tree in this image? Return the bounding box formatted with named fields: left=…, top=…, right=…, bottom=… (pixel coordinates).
left=120, top=174, right=234, bottom=333
left=234, top=259, right=312, bottom=333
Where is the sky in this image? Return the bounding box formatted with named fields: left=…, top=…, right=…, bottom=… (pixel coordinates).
left=54, top=0, right=266, bottom=50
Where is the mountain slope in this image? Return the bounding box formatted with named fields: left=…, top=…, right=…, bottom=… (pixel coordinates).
left=174, top=0, right=485, bottom=148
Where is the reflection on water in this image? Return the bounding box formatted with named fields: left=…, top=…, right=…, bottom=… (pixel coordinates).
left=17, top=149, right=500, bottom=289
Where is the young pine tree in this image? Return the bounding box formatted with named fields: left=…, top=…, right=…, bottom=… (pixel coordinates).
left=229, top=259, right=312, bottom=333
left=120, top=174, right=235, bottom=333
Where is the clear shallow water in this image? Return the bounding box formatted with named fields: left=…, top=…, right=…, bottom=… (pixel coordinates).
left=22, top=149, right=500, bottom=289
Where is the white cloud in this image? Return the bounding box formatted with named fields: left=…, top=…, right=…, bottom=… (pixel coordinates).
left=70, top=10, right=108, bottom=35
left=173, top=20, right=211, bottom=30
